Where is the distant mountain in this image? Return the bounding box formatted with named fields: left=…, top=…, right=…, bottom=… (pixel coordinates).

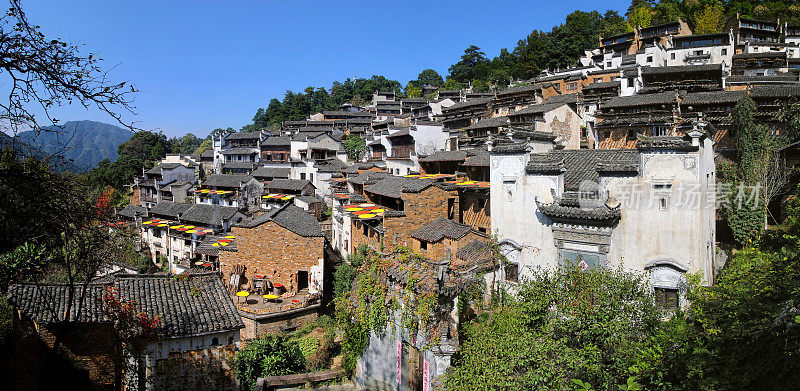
left=17, top=120, right=133, bottom=172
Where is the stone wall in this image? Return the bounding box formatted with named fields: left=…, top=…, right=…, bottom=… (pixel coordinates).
left=239, top=305, right=320, bottom=340
left=220, top=221, right=324, bottom=292
left=13, top=315, right=117, bottom=391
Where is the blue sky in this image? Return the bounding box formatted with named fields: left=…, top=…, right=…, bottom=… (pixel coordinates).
left=27, top=0, right=629, bottom=137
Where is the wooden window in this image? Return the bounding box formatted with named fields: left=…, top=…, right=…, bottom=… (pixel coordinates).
left=504, top=263, right=519, bottom=283
left=420, top=240, right=427, bottom=251
left=654, top=287, right=679, bottom=310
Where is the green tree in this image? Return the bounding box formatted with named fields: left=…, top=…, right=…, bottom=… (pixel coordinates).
left=343, top=134, right=367, bottom=161
left=444, top=265, right=661, bottom=390
left=441, top=79, right=463, bottom=91
left=230, top=334, right=305, bottom=391
left=414, top=68, right=444, bottom=88
left=627, top=4, right=654, bottom=30
left=694, top=3, right=726, bottom=34
left=405, top=82, right=422, bottom=98
left=448, top=45, right=490, bottom=84
left=194, top=139, right=212, bottom=155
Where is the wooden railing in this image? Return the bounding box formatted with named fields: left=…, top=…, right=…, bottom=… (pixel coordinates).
left=257, top=368, right=346, bottom=390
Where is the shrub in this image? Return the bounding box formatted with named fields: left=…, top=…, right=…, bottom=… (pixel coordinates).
left=230, top=335, right=305, bottom=391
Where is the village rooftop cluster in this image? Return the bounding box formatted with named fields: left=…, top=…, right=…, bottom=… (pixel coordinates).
left=8, top=15, right=800, bottom=390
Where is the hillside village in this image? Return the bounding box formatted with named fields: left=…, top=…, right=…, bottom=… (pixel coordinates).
left=6, top=9, right=800, bottom=391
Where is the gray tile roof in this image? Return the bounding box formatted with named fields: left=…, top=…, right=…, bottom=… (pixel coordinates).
left=537, top=201, right=621, bottom=225
left=750, top=85, right=800, bottom=98
left=510, top=94, right=579, bottom=116
left=146, top=163, right=184, bottom=174
left=681, top=90, right=747, bottom=105
left=583, top=80, right=621, bottom=90
left=260, top=136, right=291, bottom=147
left=602, top=90, right=679, bottom=109
left=251, top=166, right=290, bottom=179
left=226, top=131, right=262, bottom=140
left=348, top=171, right=391, bottom=185
left=150, top=201, right=193, bottom=218
left=221, top=147, right=258, bottom=155
left=526, top=150, right=640, bottom=191
left=465, top=117, right=509, bottom=130
left=636, top=135, right=697, bottom=151
left=180, top=204, right=240, bottom=226
left=315, top=159, right=347, bottom=173
left=497, top=84, right=541, bottom=97
left=726, top=74, right=798, bottom=83
left=200, top=149, right=214, bottom=158
left=419, top=150, right=468, bottom=162
left=202, top=174, right=253, bottom=188
left=223, top=161, right=255, bottom=170
left=265, top=179, right=314, bottom=191
left=113, top=273, right=244, bottom=337
left=117, top=204, right=147, bottom=219
left=442, top=97, right=491, bottom=112
left=733, top=52, right=786, bottom=59
left=492, top=140, right=531, bottom=153
left=462, top=150, right=490, bottom=167
left=235, top=205, right=322, bottom=237
left=411, top=218, right=473, bottom=242
left=641, top=64, right=722, bottom=75
left=453, top=239, right=495, bottom=273
left=364, top=176, right=434, bottom=198
left=8, top=273, right=244, bottom=338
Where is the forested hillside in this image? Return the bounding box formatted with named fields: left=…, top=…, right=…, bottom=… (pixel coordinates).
left=17, top=120, right=132, bottom=172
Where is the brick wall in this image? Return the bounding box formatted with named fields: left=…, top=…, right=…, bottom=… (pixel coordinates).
left=382, top=187, right=454, bottom=248
left=220, top=222, right=324, bottom=293
left=349, top=219, right=383, bottom=253
left=459, top=191, right=490, bottom=233
left=412, top=231, right=488, bottom=261
left=130, top=185, right=141, bottom=206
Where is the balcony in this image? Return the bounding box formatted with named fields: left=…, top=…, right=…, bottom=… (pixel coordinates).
left=684, top=53, right=711, bottom=61
left=141, top=194, right=158, bottom=202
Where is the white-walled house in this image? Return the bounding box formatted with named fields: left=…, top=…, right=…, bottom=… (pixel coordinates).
left=490, top=122, right=716, bottom=309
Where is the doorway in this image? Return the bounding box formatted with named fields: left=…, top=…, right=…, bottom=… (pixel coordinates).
left=297, top=270, right=309, bottom=291
left=401, top=342, right=423, bottom=391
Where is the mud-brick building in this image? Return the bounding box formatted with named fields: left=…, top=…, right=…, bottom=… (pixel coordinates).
left=8, top=273, right=244, bottom=391
left=220, top=205, right=325, bottom=295
left=218, top=205, right=326, bottom=339
left=348, top=176, right=456, bottom=253
left=410, top=217, right=490, bottom=260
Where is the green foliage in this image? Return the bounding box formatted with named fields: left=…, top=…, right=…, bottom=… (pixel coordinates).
left=414, top=69, right=444, bottom=88
left=335, top=246, right=443, bottom=376
left=249, top=76, right=402, bottom=128
left=448, top=45, right=491, bottom=84
left=405, top=83, right=422, bottom=98
left=193, top=139, right=212, bottom=155
left=343, top=134, right=367, bottom=161
left=333, top=262, right=358, bottom=304
left=445, top=266, right=660, bottom=390
left=167, top=133, right=202, bottom=155
left=441, top=79, right=463, bottom=91
left=230, top=334, right=305, bottom=391
left=295, top=329, right=335, bottom=371
left=693, top=3, right=726, bottom=34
